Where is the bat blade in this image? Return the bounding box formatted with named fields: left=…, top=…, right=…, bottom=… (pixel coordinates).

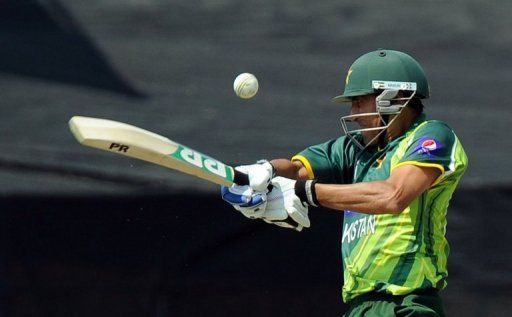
left=69, top=116, right=241, bottom=186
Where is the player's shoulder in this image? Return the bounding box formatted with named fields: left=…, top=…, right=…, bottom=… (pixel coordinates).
left=408, top=118, right=458, bottom=151
left=313, top=134, right=360, bottom=149
left=415, top=119, right=456, bottom=138
left=333, top=134, right=364, bottom=154
left=421, top=119, right=452, bottom=130
left=302, top=135, right=360, bottom=161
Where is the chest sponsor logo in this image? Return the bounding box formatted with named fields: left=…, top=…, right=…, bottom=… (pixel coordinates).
left=342, top=213, right=377, bottom=244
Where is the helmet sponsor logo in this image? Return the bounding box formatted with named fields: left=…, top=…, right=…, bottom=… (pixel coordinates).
left=372, top=80, right=417, bottom=91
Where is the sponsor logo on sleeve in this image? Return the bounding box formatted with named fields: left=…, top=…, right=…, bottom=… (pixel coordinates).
left=413, top=137, right=442, bottom=156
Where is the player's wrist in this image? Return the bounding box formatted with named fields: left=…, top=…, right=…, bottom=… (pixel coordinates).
left=295, top=180, right=320, bottom=207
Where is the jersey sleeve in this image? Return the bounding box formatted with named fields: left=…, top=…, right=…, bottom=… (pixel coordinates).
left=393, top=120, right=463, bottom=183
left=291, top=137, right=355, bottom=184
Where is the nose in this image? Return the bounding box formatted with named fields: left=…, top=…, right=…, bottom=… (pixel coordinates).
left=349, top=109, right=360, bottom=125
left=350, top=103, right=359, bottom=117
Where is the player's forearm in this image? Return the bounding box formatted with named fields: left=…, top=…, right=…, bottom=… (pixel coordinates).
left=270, top=159, right=310, bottom=180
left=315, top=181, right=405, bottom=214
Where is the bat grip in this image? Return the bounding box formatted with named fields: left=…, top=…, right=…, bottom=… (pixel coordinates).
left=233, top=170, right=250, bottom=186
left=232, top=170, right=274, bottom=192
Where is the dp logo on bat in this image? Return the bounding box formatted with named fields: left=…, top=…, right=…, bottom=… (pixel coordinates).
left=175, top=145, right=230, bottom=178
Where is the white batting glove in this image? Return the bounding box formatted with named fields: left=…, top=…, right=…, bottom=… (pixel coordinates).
left=261, top=177, right=311, bottom=231
left=235, top=160, right=275, bottom=193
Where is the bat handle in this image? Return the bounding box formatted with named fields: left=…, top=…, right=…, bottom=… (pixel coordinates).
left=233, top=170, right=250, bottom=186
left=232, top=170, right=274, bottom=192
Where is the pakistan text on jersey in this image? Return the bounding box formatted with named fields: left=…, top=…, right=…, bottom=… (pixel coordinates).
left=342, top=214, right=377, bottom=244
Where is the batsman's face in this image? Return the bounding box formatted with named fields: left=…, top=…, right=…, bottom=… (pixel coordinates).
left=350, top=95, right=381, bottom=147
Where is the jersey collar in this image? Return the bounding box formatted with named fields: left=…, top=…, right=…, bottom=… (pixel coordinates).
left=381, top=113, right=427, bottom=150
left=404, top=113, right=427, bottom=137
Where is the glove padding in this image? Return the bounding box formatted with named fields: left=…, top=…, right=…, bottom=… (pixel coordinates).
left=221, top=175, right=310, bottom=232
left=221, top=185, right=267, bottom=219
left=235, top=160, right=274, bottom=192
left=261, top=177, right=310, bottom=231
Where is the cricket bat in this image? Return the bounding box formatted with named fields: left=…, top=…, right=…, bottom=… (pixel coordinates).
left=68, top=116, right=248, bottom=187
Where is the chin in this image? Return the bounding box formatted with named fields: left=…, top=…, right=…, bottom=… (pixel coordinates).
left=362, top=134, right=379, bottom=147
left=363, top=141, right=378, bottom=149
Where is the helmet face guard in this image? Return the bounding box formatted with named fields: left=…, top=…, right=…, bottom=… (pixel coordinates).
left=340, top=81, right=417, bottom=150
left=334, top=49, right=428, bottom=150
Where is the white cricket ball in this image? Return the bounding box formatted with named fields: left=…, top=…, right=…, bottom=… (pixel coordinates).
left=233, top=73, right=259, bottom=99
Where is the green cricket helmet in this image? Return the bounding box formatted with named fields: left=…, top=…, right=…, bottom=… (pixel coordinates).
left=336, top=50, right=430, bottom=150
left=333, top=49, right=430, bottom=102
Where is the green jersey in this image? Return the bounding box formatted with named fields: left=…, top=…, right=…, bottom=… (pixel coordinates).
left=292, top=114, right=468, bottom=303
